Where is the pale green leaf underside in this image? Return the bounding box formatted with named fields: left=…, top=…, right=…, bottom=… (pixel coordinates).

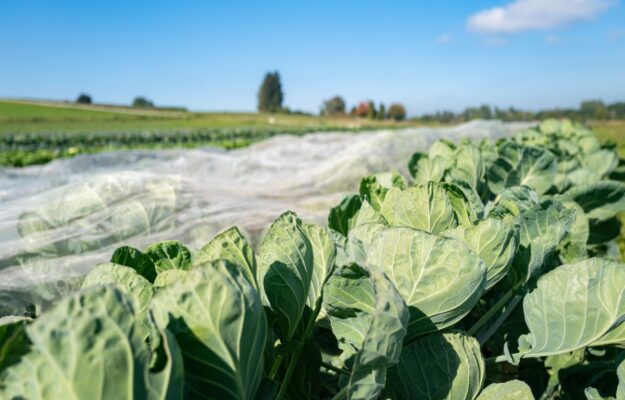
left=0, top=286, right=178, bottom=400
left=463, top=218, right=519, bottom=290
left=150, top=261, right=267, bottom=400
left=561, top=180, right=625, bottom=221
left=381, top=183, right=458, bottom=234
left=368, top=227, right=486, bottom=340
left=521, top=258, right=625, bottom=357
left=343, top=267, right=409, bottom=400
left=81, top=263, right=154, bottom=338
left=196, top=226, right=257, bottom=286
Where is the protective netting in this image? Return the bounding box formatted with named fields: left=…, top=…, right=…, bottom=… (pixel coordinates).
left=0, top=121, right=532, bottom=316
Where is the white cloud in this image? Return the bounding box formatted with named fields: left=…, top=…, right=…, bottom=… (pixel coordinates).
left=468, top=0, right=616, bottom=34
left=544, top=34, right=561, bottom=44
left=437, top=33, right=454, bottom=44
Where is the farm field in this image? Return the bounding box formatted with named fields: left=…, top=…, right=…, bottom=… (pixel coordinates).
left=0, top=99, right=428, bottom=166
left=2, top=119, right=625, bottom=399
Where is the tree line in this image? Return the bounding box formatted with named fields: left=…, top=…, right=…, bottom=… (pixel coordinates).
left=257, top=71, right=407, bottom=120
left=75, top=94, right=186, bottom=110
left=416, top=100, right=625, bottom=123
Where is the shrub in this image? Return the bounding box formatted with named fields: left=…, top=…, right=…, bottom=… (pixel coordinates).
left=75, top=93, right=92, bottom=104
left=388, top=103, right=406, bottom=121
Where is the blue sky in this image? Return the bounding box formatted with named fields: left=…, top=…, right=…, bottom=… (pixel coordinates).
left=1, top=0, right=624, bottom=115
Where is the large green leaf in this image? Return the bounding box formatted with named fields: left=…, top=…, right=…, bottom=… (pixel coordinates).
left=487, top=142, right=557, bottom=195
left=359, top=171, right=406, bottom=211
left=153, top=269, right=188, bottom=288
left=408, top=153, right=448, bottom=183
left=258, top=212, right=313, bottom=339
left=328, top=195, right=363, bottom=236
left=150, top=261, right=267, bottom=400
left=448, top=142, right=485, bottom=189
left=380, top=182, right=459, bottom=234
left=300, top=223, right=336, bottom=309
left=352, top=201, right=388, bottom=228
left=144, top=240, right=192, bottom=273
left=558, top=201, right=589, bottom=263
left=195, top=226, right=257, bottom=286
left=561, top=181, right=625, bottom=221
left=346, top=266, right=409, bottom=400
left=513, top=199, right=576, bottom=281
left=486, top=185, right=540, bottom=219
left=323, top=264, right=408, bottom=400
left=459, top=218, right=520, bottom=290
left=519, top=258, right=625, bottom=358
left=323, top=264, right=375, bottom=362
left=0, top=286, right=182, bottom=400
left=386, top=332, right=485, bottom=400
left=81, top=263, right=155, bottom=338
left=110, top=246, right=157, bottom=282
left=368, top=227, right=486, bottom=340
left=476, top=380, right=534, bottom=400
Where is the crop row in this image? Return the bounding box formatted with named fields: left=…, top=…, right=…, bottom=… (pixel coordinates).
left=0, top=126, right=363, bottom=167
left=1, top=120, right=625, bottom=399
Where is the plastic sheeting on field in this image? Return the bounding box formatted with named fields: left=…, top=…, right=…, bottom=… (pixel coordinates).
left=0, top=120, right=532, bottom=316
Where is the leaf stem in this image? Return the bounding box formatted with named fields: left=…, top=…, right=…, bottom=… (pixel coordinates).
left=477, top=293, right=523, bottom=345
left=467, top=282, right=523, bottom=336
left=485, top=354, right=514, bottom=365
left=268, top=354, right=284, bottom=380
left=321, top=361, right=350, bottom=375
left=330, top=387, right=347, bottom=400
left=274, top=295, right=325, bottom=400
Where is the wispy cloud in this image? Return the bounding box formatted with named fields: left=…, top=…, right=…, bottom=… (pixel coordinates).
left=544, top=34, right=561, bottom=45
left=609, top=29, right=625, bottom=40
left=436, top=33, right=454, bottom=44
left=468, top=0, right=616, bottom=34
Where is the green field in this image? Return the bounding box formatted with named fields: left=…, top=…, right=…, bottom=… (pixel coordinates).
left=0, top=99, right=416, bottom=134
left=1, top=99, right=624, bottom=167
left=0, top=99, right=426, bottom=166
left=591, top=120, right=625, bottom=157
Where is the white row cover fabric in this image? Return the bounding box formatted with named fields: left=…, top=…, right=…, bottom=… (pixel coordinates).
left=0, top=121, right=531, bottom=316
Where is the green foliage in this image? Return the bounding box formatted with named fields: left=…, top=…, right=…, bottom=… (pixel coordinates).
left=366, top=101, right=377, bottom=119
left=322, top=96, right=346, bottom=116
left=258, top=71, right=284, bottom=113
left=2, top=119, right=625, bottom=399
left=75, top=93, right=92, bottom=104
left=387, top=103, right=406, bottom=121
left=132, top=96, right=155, bottom=108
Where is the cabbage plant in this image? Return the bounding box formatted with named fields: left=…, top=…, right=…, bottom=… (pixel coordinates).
left=1, top=119, right=625, bottom=399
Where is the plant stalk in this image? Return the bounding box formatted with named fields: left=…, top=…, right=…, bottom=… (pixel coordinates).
left=467, top=281, right=523, bottom=336
left=477, top=293, right=523, bottom=345
left=274, top=292, right=326, bottom=400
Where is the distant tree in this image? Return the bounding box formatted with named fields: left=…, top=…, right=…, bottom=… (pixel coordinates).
left=367, top=101, right=377, bottom=119
left=355, top=102, right=369, bottom=118
left=258, top=71, right=284, bottom=113
left=378, top=103, right=386, bottom=120
left=76, top=93, right=92, bottom=104
left=608, top=102, right=625, bottom=119
left=349, top=106, right=357, bottom=116
left=388, top=103, right=406, bottom=121
left=580, top=100, right=607, bottom=120
left=132, top=96, right=155, bottom=108
left=322, top=96, right=346, bottom=116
